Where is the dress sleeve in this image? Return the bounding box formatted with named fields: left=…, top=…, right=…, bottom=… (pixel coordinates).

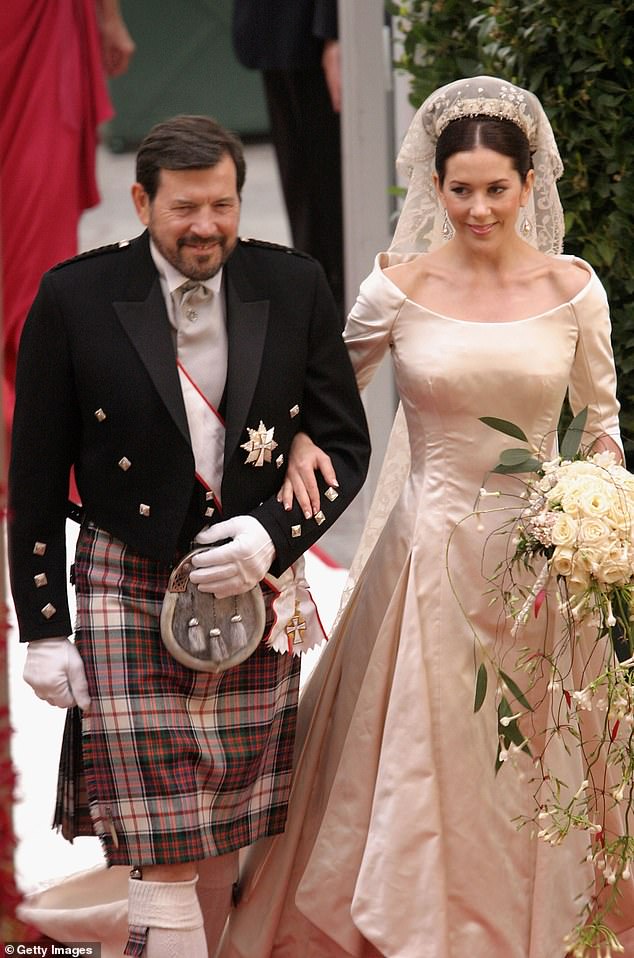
left=568, top=270, right=622, bottom=450
left=343, top=257, right=405, bottom=392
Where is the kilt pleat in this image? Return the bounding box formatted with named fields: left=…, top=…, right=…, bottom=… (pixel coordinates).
left=54, top=705, right=92, bottom=839
left=56, top=522, right=301, bottom=866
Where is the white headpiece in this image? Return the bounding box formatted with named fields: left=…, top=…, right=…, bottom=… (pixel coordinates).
left=389, top=75, right=565, bottom=255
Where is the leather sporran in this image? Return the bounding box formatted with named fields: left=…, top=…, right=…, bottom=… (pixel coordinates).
left=160, top=547, right=266, bottom=672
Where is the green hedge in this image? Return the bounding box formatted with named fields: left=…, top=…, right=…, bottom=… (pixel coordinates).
left=390, top=1, right=634, bottom=451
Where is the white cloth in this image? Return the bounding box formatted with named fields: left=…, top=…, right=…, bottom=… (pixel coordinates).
left=17, top=866, right=129, bottom=958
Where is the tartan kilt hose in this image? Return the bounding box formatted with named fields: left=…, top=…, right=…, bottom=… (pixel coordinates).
left=55, top=522, right=301, bottom=866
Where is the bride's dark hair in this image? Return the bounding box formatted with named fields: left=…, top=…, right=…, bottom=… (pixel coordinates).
left=435, top=116, right=533, bottom=185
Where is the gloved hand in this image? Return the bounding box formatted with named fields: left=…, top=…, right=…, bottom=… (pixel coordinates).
left=23, top=637, right=91, bottom=710
left=190, top=516, right=276, bottom=598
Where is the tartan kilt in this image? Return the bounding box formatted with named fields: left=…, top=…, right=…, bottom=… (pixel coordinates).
left=54, top=522, right=301, bottom=866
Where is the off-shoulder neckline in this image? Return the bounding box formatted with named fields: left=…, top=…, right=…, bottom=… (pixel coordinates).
left=378, top=254, right=596, bottom=326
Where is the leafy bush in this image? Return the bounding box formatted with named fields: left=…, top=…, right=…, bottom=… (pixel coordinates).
left=389, top=1, right=634, bottom=453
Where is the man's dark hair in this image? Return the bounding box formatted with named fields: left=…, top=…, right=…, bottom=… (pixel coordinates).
left=135, top=115, right=246, bottom=199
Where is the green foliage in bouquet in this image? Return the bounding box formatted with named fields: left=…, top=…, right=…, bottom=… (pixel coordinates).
left=388, top=1, right=634, bottom=454
left=467, top=408, right=634, bottom=956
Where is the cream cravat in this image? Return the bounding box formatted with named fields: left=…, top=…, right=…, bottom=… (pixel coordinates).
left=172, top=280, right=228, bottom=498
left=173, top=280, right=227, bottom=411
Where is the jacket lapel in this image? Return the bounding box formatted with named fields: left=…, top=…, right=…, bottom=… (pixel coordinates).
left=223, top=244, right=270, bottom=460
left=113, top=235, right=190, bottom=443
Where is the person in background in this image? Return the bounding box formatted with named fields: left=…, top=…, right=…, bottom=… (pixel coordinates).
left=0, top=0, right=135, bottom=439
left=232, top=0, right=344, bottom=316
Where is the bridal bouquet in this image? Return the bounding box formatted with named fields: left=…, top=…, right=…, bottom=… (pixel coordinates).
left=502, top=430, right=634, bottom=645
left=472, top=409, right=634, bottom=958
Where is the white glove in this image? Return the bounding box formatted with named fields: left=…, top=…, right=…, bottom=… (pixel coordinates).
left=23, top=637, right=91, bottom=710
left=189, top=516, right=276, bottom=598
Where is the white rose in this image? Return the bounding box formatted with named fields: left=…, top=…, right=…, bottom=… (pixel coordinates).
left=573, top=549, right=594, bottom=573
left=598, top=565, right=628, bottom=586
left=607, top=504, right=630, bottom=532
left=565, top=461, right=603, bottom=477
left=568, top=557, right=591, bottom=594
left=594, top=542, right=631, bottom=586
left=559, top=489, right=584, bottom=518
left=590, top=450, right=619, bottom=469
left=551, top=514, right=578, bottom=547
left=579, top=484, right=612, bottom=519
left=552, top=547, right=574, bottom=577
left=577, top=517, right=611, bottom=547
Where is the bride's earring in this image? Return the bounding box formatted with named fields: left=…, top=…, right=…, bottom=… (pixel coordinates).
left=442, top=208, right=454, bottom=239
left=520, top=209, right=532, bottom=237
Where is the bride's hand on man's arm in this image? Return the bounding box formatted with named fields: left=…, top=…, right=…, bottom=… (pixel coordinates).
left=277, top=432, right=339, bottom=518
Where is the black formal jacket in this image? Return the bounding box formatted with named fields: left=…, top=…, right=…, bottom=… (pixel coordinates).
left=232, top=0, right=337, bottom=71
left=9, top=232, right=370, bottom=641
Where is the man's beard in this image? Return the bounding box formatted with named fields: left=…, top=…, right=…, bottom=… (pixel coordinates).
left=153, top=232, right=235, bottom=281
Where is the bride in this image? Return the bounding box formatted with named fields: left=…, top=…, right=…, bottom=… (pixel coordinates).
left=219, top=76, right=634, bottom=958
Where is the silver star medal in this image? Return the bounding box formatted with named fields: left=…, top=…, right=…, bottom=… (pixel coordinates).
left=241, top=420, right=278, bottom=467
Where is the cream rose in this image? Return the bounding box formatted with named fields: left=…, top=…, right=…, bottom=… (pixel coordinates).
left=551, top=513, right=578, bottom=547
left=552, top=547, right=574, bottom=577
left=568, top=557, right=591, bottom=594
left=565, top=460, right=606, bottom=477
left=579, top=484, right=613, bottom=519
left=594, top=542, right=632, bottom=586
left=558, top=489, right=585, bottom=518
left=607, top=504, right=630, bottom=532
left=577, top=517, right=611, bottom=547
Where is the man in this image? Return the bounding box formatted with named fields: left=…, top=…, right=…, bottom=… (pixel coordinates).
left=9, top=115, right=370, bottom=957
left=232, top=0, right=344, bottom=314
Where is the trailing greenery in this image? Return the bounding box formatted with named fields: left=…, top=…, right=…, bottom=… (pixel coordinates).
left=389, top=1, right=634, bottom=453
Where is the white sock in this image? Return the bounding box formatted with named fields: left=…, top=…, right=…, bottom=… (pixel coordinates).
left=196, top=852, right=239, bottom=957
left=127, top=875, right=208, bottom=958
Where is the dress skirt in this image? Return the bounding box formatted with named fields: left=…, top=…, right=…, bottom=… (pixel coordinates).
left=55, top=522, right=301, bottom=866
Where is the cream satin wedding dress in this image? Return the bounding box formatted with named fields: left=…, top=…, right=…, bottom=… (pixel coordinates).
left=219, top=253, right=634, bottom=958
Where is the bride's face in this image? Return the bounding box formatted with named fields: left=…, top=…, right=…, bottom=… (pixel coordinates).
left=434, top=146, right=534, bottom=247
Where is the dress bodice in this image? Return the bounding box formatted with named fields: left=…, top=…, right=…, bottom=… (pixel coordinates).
left=344, top=252, right=621, bottom=515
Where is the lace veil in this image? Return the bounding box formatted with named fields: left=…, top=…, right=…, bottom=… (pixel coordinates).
left=390, top=75, right=565, bottom=255
left=336, top=78, right=566, bottom=618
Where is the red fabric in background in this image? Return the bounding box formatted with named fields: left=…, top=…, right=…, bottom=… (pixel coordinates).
left=0, top=3, right=112, bottom=917
left=0, top=0, right=113, bottom=435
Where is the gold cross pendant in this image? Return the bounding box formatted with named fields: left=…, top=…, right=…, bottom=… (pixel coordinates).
left=285, top=600, right=307, bottom=652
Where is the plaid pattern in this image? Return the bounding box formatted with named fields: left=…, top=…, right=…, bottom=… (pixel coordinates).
left=57, top=522, right=301, bottom=866
left=123, top=925, right=147, bottom=957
